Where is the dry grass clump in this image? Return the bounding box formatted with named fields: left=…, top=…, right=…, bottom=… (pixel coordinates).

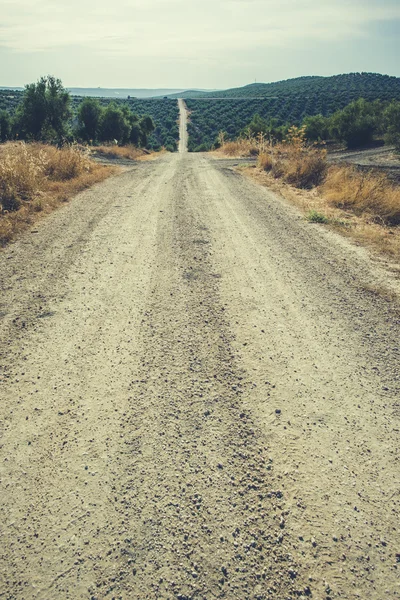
left=257, top=126, right=328, bottom=189
left=322, top=166, right=400, bottom=226
left=0, top=143, right=46, bottom=211
left=220, top=139, right=259, bottom=157
left=0, top=142, right=115, bottom=245
left=93, top=145, right=145, bottom=161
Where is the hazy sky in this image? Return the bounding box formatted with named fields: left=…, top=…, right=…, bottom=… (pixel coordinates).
left=0, top=0, right=399, bottom=89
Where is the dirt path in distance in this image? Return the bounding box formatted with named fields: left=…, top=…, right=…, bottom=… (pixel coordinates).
left=178, top=98, right=188, bottom=153
left=0, top=111, right=399, bottom=600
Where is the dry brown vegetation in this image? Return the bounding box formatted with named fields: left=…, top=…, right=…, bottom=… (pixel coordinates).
left=322, top=166, right=400, bottom=226
left=92, top=145, right=165, bottom=162
left=0, top=142, right=116, bottom=246
left=218, top=128, right=400, bottom=257
left=92, top=144, right=147, bottom=161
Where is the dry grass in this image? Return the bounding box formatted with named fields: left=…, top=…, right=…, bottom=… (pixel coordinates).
left=322, top=166, right=400, bottom=226
left=0, top=142, right=116, bottom=246
left=219, top=139, right=260, bottom=158
left=256, top=127, right=328, bottom=189
left=93, top=144, right=146, bottom=161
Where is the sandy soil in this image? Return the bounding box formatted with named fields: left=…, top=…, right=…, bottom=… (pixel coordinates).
left=0, top=106, right=399, bottom=600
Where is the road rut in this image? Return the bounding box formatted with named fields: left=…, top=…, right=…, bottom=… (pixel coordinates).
left=0, top=142, right=399, bottom=597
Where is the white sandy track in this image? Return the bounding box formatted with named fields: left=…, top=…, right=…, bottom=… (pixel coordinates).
left=0, top=115, right=399, bottom=600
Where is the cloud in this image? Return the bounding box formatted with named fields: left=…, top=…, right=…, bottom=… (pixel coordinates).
left=1, top=0, right=400, bottom=57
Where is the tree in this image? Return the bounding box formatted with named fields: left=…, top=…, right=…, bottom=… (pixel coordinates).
left=329, top=99, right=376, bottom=148
left=99, top=103, right=131, bottom=143
left=0, top=110, right=11, bottom=142
left=383, top=101, right=400, bottom=151
left=138, top=115, right=155, bottom=146
left=77, top=98, right=103, bottom=142
left=14, top=75, right=71, bottom=142
left=303, top=114, right=330, bottom=141
left=243, top=113, right=268, bottom=137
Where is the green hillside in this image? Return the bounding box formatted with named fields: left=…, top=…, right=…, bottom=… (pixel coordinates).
left=186, top=73, right=400, bottom=151
left=181, top=73, right=400, bottom=101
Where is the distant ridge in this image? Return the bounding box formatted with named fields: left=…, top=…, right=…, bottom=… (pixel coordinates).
left=170, top=73, right=400, bottom=100
left=0, top=86, right=217, bottom=99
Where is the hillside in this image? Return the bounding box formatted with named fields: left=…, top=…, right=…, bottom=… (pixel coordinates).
left=186, top=73, right=400, bottom=151
left=179, top=73, right=400, bottom=102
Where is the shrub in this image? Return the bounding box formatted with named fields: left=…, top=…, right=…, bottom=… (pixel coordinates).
left=257, top=153, right=273, bottom=171
left=283, top=148, right=327, bottom=188
left=307, top=210, right=329, bottom=223
left=257, top=127, right=328, bottom=188
left=383, top=101, right=400, bottom=151
left=329, top=99, right=376, bottom=148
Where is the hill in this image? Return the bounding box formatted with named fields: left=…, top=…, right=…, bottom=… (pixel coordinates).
left=177, top=73, right=400, bottom=102
left=185, top=73, right=400, bottom=151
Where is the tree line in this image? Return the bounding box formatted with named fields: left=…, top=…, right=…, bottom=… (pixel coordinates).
left=0, top=76, right=155, bottom=147
left=303, top=98, right=400, bottom=150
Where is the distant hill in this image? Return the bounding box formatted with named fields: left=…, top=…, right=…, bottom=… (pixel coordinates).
left=176, top=73, right=400, bottom=102
left=184, top=73, right=400, bottom=151
left=0, top=86, right=216, bottom=99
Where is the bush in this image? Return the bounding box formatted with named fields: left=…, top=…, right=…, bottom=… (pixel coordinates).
left=99, top=103, right=131, bottom=144
left=383, top=101, right=400, bottom=151
left=257, top=127, right=328, bottom=188
left=329, top=99, right=376, bottom=148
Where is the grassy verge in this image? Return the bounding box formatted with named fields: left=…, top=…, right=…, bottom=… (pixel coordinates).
left=217, top=131, right=400, bottom=258
left=0, top=142, right=117, bottom=246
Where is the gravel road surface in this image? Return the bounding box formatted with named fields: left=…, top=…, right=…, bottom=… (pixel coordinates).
left=0, top=106, right=399, bottom=599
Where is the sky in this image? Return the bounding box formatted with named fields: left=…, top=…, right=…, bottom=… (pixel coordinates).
left=0, top=0, right=399, bottom=89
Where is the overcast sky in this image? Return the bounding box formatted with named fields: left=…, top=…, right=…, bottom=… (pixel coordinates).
left=0, top=0, right=399, bottom=89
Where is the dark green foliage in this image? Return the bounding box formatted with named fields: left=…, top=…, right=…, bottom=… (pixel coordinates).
left=138, top=115, right=155, bottom=146
left=0, top=110, right=11, bottom=142
left=13, top=76, right=71, bottom=142
left=186, top=99, right=293, bottom=151
left=303, top=115, right=330, bottom=141
left=77, top=98, right=102, bottom=142
left=99, top=103, right=131, bottom=143
left=329, top=99, right=376, bottom=148
left=0, top=87, right=179, bottom=150
left=83, top=98, right=177, bottom=150
left=383, top=101, right=400, bottom=151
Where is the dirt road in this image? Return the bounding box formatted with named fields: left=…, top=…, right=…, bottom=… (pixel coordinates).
left=0, top=106, right=399, bottom=600
left=178, top=99, right=188, bottom=153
